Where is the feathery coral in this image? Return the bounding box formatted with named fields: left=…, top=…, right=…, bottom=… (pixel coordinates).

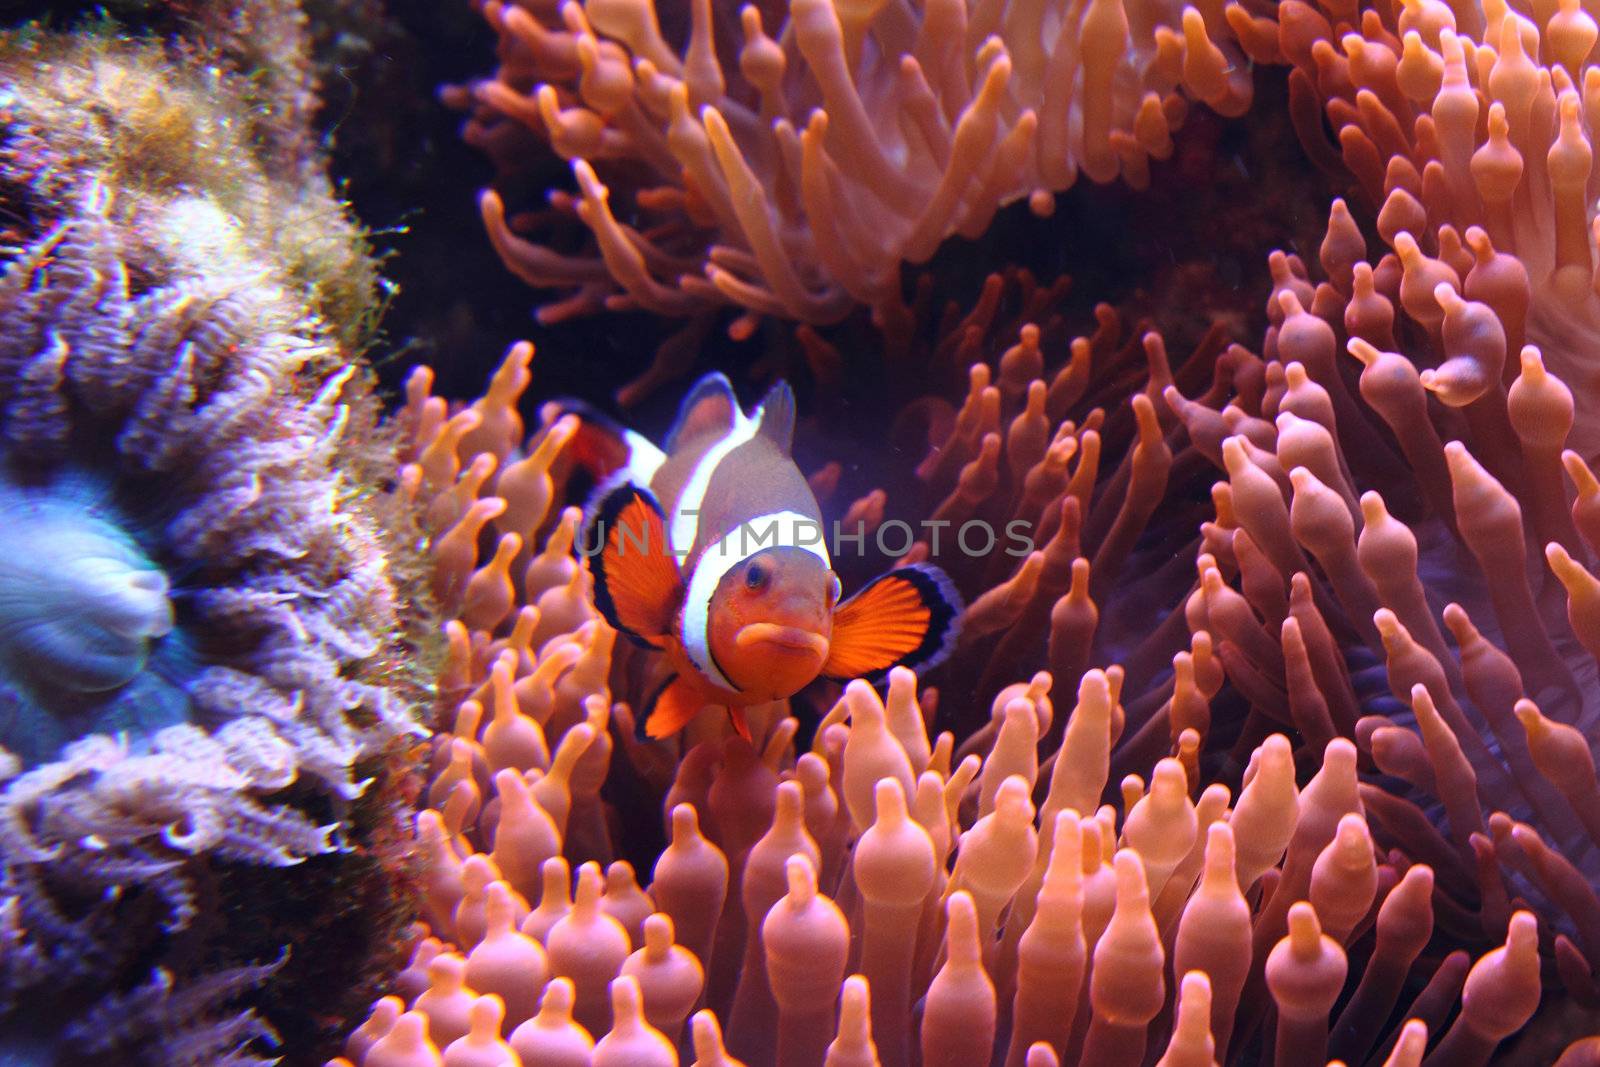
left=0, top=26, right=423, bottom=1063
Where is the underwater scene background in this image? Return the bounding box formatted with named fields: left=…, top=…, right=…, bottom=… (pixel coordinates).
left=6, top=0, right=1600, bottom=1063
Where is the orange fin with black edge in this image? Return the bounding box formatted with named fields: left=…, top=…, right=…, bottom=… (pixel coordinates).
left=639, top=675, right=711, bottom=740
left=586, top=483, right=683, bottom=648
left=823, top=563, right=963, bottom=680
left=726, top=706, right=752, bottom=743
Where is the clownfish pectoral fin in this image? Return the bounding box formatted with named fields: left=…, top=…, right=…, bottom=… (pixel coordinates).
left=823, top=564, right=964, bottom=681
left=586, top=483, right=683, bottom=648
left=666, top=372, right=738, bottom=451
left=639, top=675, right=710, bottom=740
left=756, top=380, right=795, bottom=453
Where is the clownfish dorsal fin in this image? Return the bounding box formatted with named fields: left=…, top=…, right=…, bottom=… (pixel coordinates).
left=666, top=372, right=738, bottom=452
left=638, top=675, right=710, bottom=740
left=756, top=380, right=795, bottom=453
left=823, top=564, right=964, bottom=680
left=585, top=483, right=683, bottom=648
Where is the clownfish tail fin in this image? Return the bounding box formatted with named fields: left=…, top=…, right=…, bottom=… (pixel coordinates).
left=584, top=482, right=683, bottom=649
left=823, top=564, right=963, bottom=681
left=548, top=396, right=667, bottom=487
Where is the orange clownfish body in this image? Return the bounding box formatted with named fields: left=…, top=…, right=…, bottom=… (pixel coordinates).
left=581, top=374, right=962, bottom=741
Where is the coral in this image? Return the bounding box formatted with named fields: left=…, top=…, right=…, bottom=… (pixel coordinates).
left=0, top=25, right=424, bottom=1063
left=1, top=10, right=385, bottom=351
left=1200, top=1, right=1600, bottom=1037
left=35, top=0, right=344, bottom=190
left=446, top=0, right=1260, bottom=328
left=58, top=957, right=286, bottom=1067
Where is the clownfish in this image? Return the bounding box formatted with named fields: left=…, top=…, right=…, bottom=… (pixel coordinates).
left=577, top=373, right=962, bottom=741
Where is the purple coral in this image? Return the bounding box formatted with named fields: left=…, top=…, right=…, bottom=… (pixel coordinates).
left=0, top=176, right=412, bottom=780
left=0, top=29, right=424, bottom=1064
left=60, top=956, right=286, bottom=1067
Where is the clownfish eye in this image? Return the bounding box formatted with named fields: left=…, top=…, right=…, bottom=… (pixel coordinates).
left=827, top=573, right=842, bottom=604
left=745, top=561, right=770, bottom=590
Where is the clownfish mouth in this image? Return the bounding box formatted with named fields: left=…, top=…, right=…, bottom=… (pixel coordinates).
left=734, top=623, right=830, bottom=659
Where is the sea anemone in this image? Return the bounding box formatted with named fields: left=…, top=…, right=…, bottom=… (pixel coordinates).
left=1218, top=0, right=1600, bottom=1034
left=23, top=0, right=1599, bottom=1061
left=445, top=0, right=1260, bottom=330
left=0, top=27, right=422, bottom=1063
left=327, top=0, right=1600, bottom=1048
left=1264, top=0, right=1600, bottom=459
left=337, top=0, right=1600, bottom=1034
left=338, top=281, right=1598, bottom=1062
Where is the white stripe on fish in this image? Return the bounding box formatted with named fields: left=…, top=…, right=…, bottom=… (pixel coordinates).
left=669, top=401, right=759, bottom=558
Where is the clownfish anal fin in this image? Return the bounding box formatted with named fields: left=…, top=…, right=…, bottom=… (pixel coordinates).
left=586, top=483, right=682, bottom=647
left=666, top=372, right=737, bottom=451
left=726, top=706, right=752, bottom=743
left=639, top=675, right=710, bottom=740
left=756, top=380, right=795, bottom=452
left=823, top=564, right=964, bottom=681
